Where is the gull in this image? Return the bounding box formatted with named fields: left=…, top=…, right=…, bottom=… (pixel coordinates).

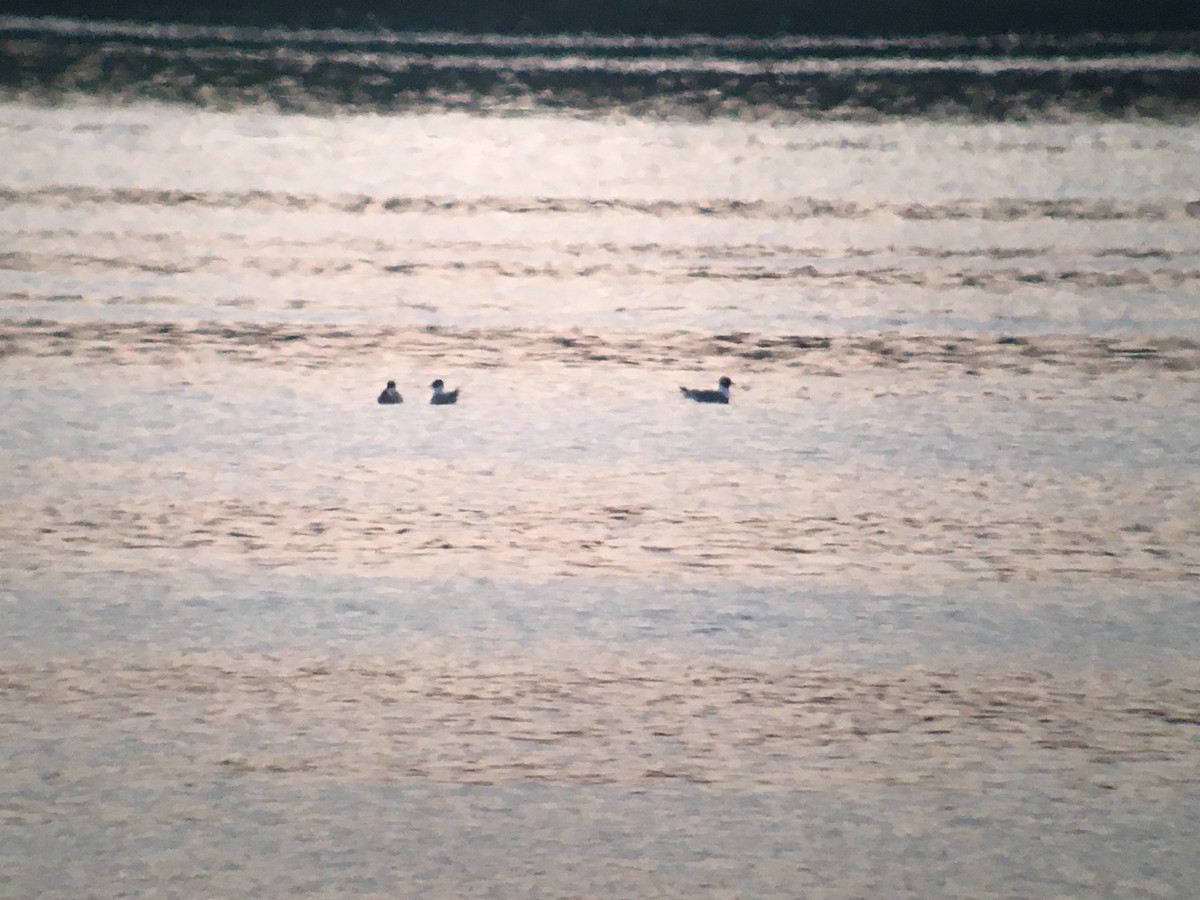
left=680, top=376, right=733, bottom=404
left=430, top=379, right=460, bottom=405
left=377, top=380, right=403, bottom=404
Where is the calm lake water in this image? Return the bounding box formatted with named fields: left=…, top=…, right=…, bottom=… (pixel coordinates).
left=1, top=19, right=1199, bottom=898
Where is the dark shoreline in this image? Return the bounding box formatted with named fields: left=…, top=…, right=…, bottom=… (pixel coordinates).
left=3, top=19, right=1200, bottom=121
left=2, top=0, right=1200, bottom=37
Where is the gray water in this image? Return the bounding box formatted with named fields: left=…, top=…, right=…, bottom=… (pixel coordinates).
left=2, top=20, right=1200, bottom=899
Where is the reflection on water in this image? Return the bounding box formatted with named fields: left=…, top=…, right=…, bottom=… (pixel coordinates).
left=2, top=102, right=1199, bottom=338
left=6, top=655, right=1198, bottom=787
left=2, top=20, right=1200, bottom=897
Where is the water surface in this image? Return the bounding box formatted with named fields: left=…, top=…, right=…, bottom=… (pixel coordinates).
left=2, top=20, right=1199, bottom=898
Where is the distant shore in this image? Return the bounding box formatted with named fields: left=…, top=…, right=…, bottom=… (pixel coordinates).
left=2, top=0, right=1200, bottom=36
left=3, top=18, right=1199, bottom=121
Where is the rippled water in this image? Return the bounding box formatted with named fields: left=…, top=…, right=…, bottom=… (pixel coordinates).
left=2, top=20, right=1200, bottom=899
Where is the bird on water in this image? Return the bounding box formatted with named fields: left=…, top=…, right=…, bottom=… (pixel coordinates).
left=430, top=379, right=460, bottom=405
left=377, top=380, right=403, bottom=404
left=680, top=376, right=733, bottom=404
